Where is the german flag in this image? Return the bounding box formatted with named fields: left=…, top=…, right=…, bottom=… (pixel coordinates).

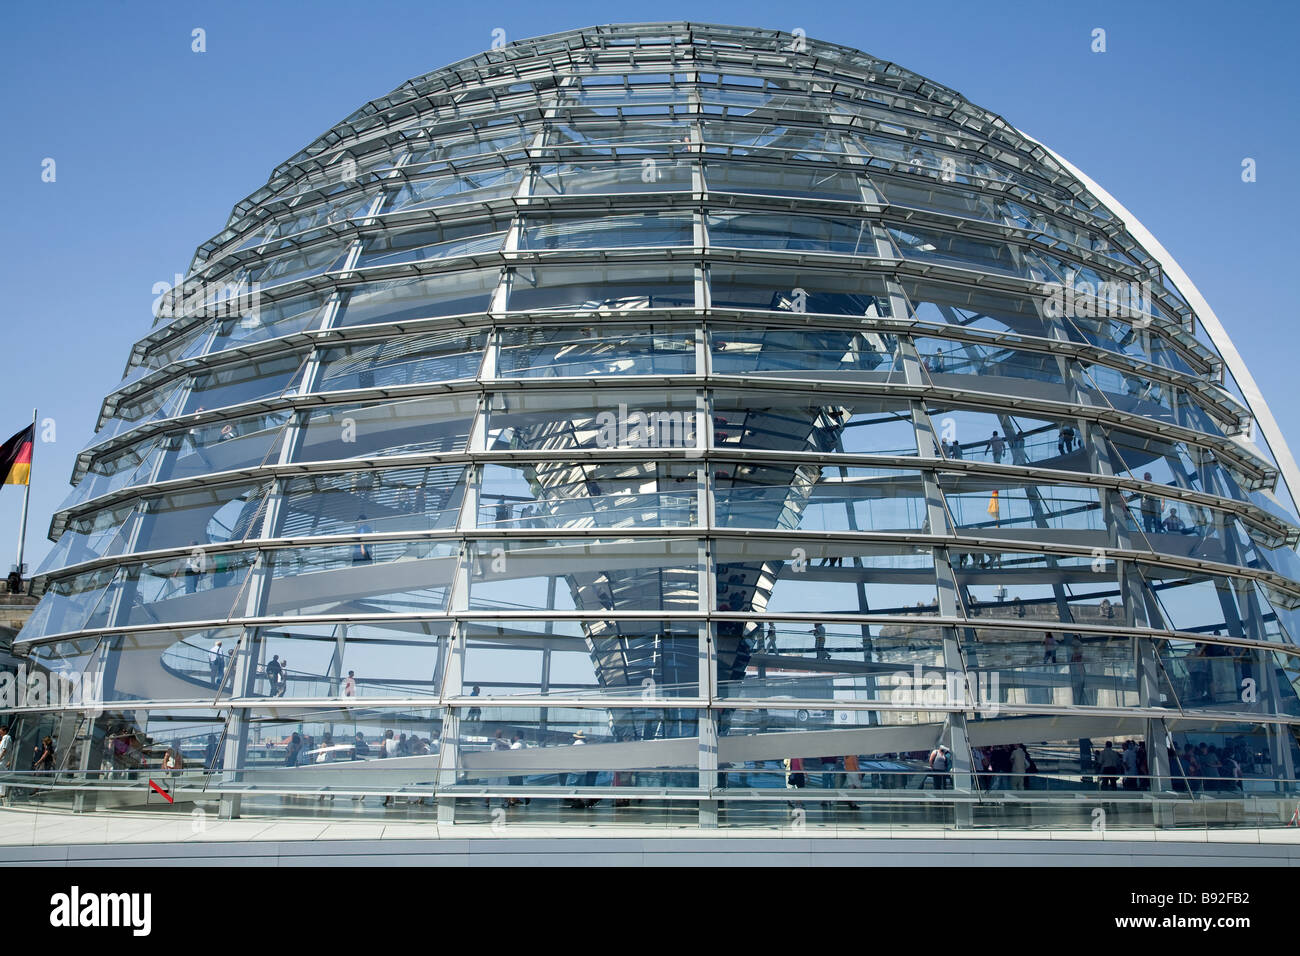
left=0, top=425, right=33, bottom=486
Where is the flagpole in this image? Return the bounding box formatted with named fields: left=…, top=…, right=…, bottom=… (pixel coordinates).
left=14, top=408, right=36, bottom=582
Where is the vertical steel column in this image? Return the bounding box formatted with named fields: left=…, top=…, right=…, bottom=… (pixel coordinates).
left=894, top=297, right=975, bottom=804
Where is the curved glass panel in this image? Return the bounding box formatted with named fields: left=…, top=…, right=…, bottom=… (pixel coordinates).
left=499, top=324, right=695, bottom=378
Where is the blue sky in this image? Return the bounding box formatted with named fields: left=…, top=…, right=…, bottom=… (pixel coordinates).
left=0, top=0, right=1296, bottom=570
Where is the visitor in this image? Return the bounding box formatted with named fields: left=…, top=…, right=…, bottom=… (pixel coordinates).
left=820, top=755, right=839, bottom=794
left=209, top=640, right=224, bottom=687
left=1068, top=634, right=1086, bottom=704
left=265, top=654, right=283, bottom=695
left=843, top=753, right=863, bottom=807
left=970, top=746, right=988, bottom=791
left=928, top=744, right=952, bottom=790
left=1139, top=473, right=1162, bottom=534
left=1024, top=748, right=1039, bottom=790
left=1163, top=507, right=1186, bottom=533
left=1199, top=743, right=1222, bottom=791
left=785, top=756, right=806, bottom=791
left=184, top=541, right=204, bottom=594
left=1010, top=743, right=1028, bottom=790
left=1098, top=741, right=1122, bottom=790
left=111, top=728, right=131, bottom=776
left=380, top=730, right=398, bottom=806
left=0, top=725, right=11, bottom=803
left=1122, top=740, right=1139, bottom=790
left=32, top=736, right=56, bottom=773
left=566, top=727, right=587, bottom=804
left=508, top=732, right=526, bottom=805
left=810, top=622, right=827, bottom=660
left=466, top=685, right=481, bottom=722
left=1225, top=750, right=1244, bottom=792
left=162, top=743, right=184, bottom=777
left=352, top=514, right=373, bottom=564
left=1182, top=744, right=1201, bottom=792
left=343, top=670, right=357, bottom=697
left=989, top=431, right=1005, bottom=464
left=990, top=745, right=1012, bottom=790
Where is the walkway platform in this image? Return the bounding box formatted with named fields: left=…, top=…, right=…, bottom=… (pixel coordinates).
left=1, top=806, right=1298, bottom=865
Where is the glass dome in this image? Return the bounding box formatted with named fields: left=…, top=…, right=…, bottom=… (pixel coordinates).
left=11, top=22, right=1300, bottom=828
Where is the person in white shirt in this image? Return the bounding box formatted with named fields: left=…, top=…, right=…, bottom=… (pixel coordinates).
left=208, top=641, right=224, bottom=686
left=507, top=732, right=528, bottom=806
left=183, top=541, right=206, bottom=594
left=1011, top=743, right=1028, bottom=790
left=380, top=730, right=400, bottom=807
left=343, top=670, right=357, bottom=697
left=569, top=730, right=599, bottom=808
left=1121, top=740, right=1139, bottom=790
left=0, top=725, right=11, bottom=803
left=928, top=744, right=952, bottom=790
